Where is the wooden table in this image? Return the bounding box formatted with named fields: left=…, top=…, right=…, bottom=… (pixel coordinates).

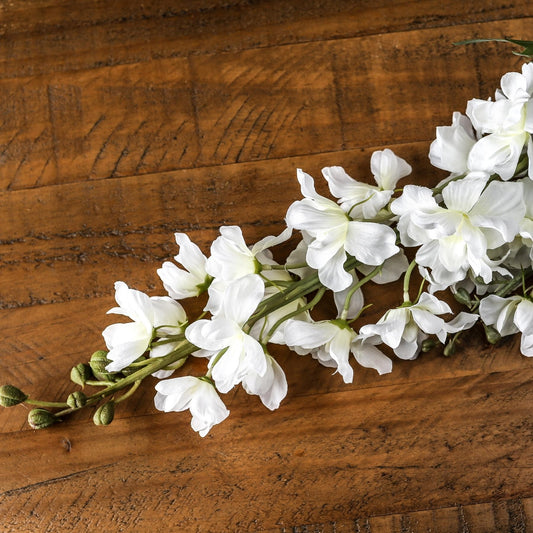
left=1, top=2, right=532, bottom=531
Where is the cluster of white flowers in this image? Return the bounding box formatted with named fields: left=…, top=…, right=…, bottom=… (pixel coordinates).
left=83, top=62, right=533, bottom=436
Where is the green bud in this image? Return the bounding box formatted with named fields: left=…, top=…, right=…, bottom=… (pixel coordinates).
left=0, top=385, right=28, bottom=407
left=89, top=350, right=114, bottom=381
left=70, top=363, right=92, bottom=387
left=28, top=408, right=57, bottom=429
left=421, top=338, right=436, bottom=352
left=443, top=341, right=456, bottom=357
left=484, top=324, right=501, bottom=345
left=454, top=288, right=472, bottom=307
left=93, top=402, right=115, bottom=426
left=67, top=390, right=87, bottom=409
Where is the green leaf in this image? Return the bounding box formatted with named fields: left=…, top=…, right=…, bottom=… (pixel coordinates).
left=454, top=38, right=533, bottom=59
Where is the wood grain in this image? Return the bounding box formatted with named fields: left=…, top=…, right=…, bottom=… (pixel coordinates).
left=1, top=18, right=532, bottom=190
left=1, top=2, right=532, bottom=531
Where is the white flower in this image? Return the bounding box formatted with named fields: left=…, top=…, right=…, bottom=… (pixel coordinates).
left=284, top=318, right=393, bottom=378
left=356, top=250, right=409, bottom=285
left=154, top=376, right=229, bottom=437
left=283, top=318, right=355, bottom=383
left=242, top=354, right=288, bottom=410
left=286, top=169, right=399, bottom=292
left=516, top=177, right=533, bottom=262
left=157, top=233, right=210, bottom=299
left=479, top=294, right=533, bottom=356
left=206, top=225, right=291, bottom=282
left=429, top=112, right=481, bottom=176
left=322, top=149, right=411, bottom=218
left=185, top=274, right=267, bottom=393
left=103, top=282, right=187, bottom=372
left=204, top=225, right=292, bottom=315
left=392, top=178, right=525, bottom=289
left=466, top=63, right=533, bottom=180
left=351, top=337, right=393, bottom=375
left=359, top=293, right=476, bottom=360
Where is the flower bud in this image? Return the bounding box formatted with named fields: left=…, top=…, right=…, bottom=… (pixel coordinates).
left=89, top=350, right=114, bottom=381
left=0, top=385, right=28, bottom=407
left=443, top=341, right=456, bottom=357
left=484, top=324, right=501, bottom=345
left=70, top=363, right=92, bottom=387
left=421, top=338, right=436, bottom=352
left=93, top=402, right=115, bottom=426
left=453, top=288, right=472, bottom=307
left=28, top=408, right=57, bottom=429
left=67, top=391, right=87, bottom=409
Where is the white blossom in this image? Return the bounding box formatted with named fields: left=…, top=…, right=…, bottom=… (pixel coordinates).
left=466, top=62, right=533, bottom=180
left=154, top=376, right=229, bottom=437
left=479, top=294, right=533, bottom=356
left=103, top=282, right=187, bottom=372
left=185, top=274, right=267, bottom=393
left=157, top=233, right=210, bottom=299
left=359, top=293, right=477, bottom=360
left=204, top=225, right=291, bottom=315
left=322, top=149, right=411, bottom=218
left=242, top=354, right=288, bottom=410
left=392, top=178, right=525, bottom=289
left=283, top=319, right=355, bottom=383
left=286, top=169, right=399, bottom=292
left=206, top=225, right=291, bottom=282
left=429, top=112, right=479, bottom=176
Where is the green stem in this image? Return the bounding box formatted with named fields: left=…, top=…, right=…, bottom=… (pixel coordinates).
left=340, top=265, right=382, bottom=320
left=114, top=380, right=142, bottom=404
left=55, top=341, right=196, bottom=418
left=85, top=380, right=111, bottom=387
left=249, top=255, right=359, bottom=329
left=261, top=263, right=308, bottom=271
left=205, top=347, right=228, bottom=379
left=263, top=287, right=326, bottom=343
left=26, top=398, right=69, bottom=408
left=402, top=260, right=418, bottom=304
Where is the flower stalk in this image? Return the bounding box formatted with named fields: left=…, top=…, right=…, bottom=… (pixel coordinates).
left=2, top=41, right=533, bottom=438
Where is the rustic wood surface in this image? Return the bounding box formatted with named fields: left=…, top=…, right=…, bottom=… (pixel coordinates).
left=1, top=1, right=532, bottom=531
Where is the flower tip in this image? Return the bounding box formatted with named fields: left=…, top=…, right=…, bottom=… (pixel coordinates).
left=28, top=408, right=57, bottom=429
left=89, top=350, right=114, bottom=382
left=0, top=385, right=28, bottom=407
left=93, top=402, right=115, bottom=426
left=67, top=391, right=87, bottom=409
left=483, top=324, right=501, bottom=345
left=70, top=363, right=92, bottom=387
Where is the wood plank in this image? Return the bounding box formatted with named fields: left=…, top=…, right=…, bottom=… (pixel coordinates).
left=290, top=498, right=533, bottom=532
left=1, top=19, right=531, bottom=191
left=0, top=1, right=531, bottom=78
left=0, top=368, right=531, bottom=529
left=0, top=58, right=199, bottom=190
